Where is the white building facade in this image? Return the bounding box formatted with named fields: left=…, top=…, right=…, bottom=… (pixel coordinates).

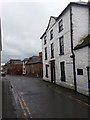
left=40, top=2, right=90, bottom=96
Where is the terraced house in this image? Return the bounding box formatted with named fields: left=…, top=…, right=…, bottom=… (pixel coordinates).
left=40, top=1, right=90, bottom=96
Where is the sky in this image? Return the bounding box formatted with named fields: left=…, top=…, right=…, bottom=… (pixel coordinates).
left=0, top=0, right=88, bottom=64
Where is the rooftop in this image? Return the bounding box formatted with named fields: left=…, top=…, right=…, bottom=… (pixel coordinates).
left=74, top=34, right=90, bottom=50
left=40, top=1, right=89, bottom=39
left=27, top=56, right=42, bottom=65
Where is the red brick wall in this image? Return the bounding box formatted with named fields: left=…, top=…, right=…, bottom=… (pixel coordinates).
left=28, top=63, right=43, bottom=77
left=7, top=64, right=23, bottom=75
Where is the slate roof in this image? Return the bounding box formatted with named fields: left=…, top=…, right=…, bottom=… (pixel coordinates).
left=74, top=34, right=90, bottom=50
left=22, top=58, right=29, bottom=62
left=27, top=56, right=42, bottom=65
left=10, top=59, right=23, bottom=65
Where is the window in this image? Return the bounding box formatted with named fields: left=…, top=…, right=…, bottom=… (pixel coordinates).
left=44, top=36, right=47, bottom=45
left=58, top=19, right=63, bottom=32
left=45, top=47, right=47, bottom=60
left=60, top=62, right=65, bottom=82
left=50, top=29, right=53, bottom=40
left=46, top=64, right=49, bottom=77
left=77, top=69, right=83, bottom=75
left=51, top=43, right=54, bottom=58
left=59, top=36, right=64, bottom=55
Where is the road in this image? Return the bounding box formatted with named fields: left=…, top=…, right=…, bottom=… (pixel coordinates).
left=2, top=75, right=90, bottom=118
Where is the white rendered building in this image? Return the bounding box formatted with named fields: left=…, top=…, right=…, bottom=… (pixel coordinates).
left=40, top=1, right=90, bottom=96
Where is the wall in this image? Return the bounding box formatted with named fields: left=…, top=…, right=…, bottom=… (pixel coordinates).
left=73, top=5, right=89, bottom=47
left=7, top=64, right=23, bottom=75
left=27, top=63, right=43, bottom=77
left=42, top=3, right=89, bottom=95
left=75, top=47, right=89, bottom=95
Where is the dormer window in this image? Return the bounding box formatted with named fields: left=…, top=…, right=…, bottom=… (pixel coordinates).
left=58, top=19, right=63, bottom=32
left=44, top=36, right=47, bottom=45
left=50, top=29, right=53, bottom=40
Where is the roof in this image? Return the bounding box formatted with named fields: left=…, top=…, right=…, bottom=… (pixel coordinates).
left=74, top=34, right=90, bottom=50
left=27, top=56, right=42, bottom=65
left=40, top=2, right=89, bottom=39
left=40, top=16, right=57, bottom=39
left=22, top=58, right=29, bottom=62
left=10, top=59, right=23, bottom=65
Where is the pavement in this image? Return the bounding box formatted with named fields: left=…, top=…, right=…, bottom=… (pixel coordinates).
left=1, top=75, right=90, bottom=119
left=43, top=80, right=90, bottom=105
left=2, top=77, right=17, bottom=119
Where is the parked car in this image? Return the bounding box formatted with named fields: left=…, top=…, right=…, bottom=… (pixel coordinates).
left=1, top=71, right=6, bottom=77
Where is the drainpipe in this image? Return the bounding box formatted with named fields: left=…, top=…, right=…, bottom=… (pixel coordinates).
left=86, top=66, right=90, bottom=96
left=70, top=6, right=77, bottom=92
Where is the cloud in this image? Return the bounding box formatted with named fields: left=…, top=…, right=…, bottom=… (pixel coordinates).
left=1, top=0, right=88, bottom=63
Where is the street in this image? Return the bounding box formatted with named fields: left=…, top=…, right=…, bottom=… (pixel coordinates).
left=2, top=75, right=90, bottom=119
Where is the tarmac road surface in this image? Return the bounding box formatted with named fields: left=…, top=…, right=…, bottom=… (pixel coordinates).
left=2, top=75, right=90, bottom=119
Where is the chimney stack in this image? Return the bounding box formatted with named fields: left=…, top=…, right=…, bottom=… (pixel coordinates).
left=29, top=57, right=32, bottom=60
left=39, top=52, right=42, bottom=58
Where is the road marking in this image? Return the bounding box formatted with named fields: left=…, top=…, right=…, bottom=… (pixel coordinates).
left=9, top=80, right=32, bottom=119
left=19, top=94, right=32, bottom=118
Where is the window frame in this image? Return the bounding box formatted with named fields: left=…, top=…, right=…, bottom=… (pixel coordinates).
left=50, top=29, right=53, bottom=40
left=45, top=47, right=47, bottom=60
left=58, top=19, right=63, bottom=33
left=51, top=43, right=54, bottom=58
left=60, top=61, right=66, bottom=82
left=59, top=36, right=64, bottom=55
left=46, top=64, right=49, bottom=78
left=44, top=36, right=47, bottom=45
left=77, top=69, right=83, bottom=75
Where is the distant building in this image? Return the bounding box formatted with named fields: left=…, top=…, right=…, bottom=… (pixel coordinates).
left=2, top=63, right=8, bottom=74
left=26, top=52, right=43, bottom=77
left=40, top=1, right=90, bottom=96
left=22, top=58, right=29, bottom=75
left=7, top=59, right=23, bottom=75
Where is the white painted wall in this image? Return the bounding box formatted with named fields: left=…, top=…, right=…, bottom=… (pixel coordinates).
left=75, top=47, right=89, bottom=95
left=72, top=5, right=89, bottom=47
left=42, top=3, right=89, bottom=95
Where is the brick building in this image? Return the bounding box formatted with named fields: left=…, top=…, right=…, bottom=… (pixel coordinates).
left=22, top=58, right=29, bottom=75
left=7, top=59, right=23, bottom=75
left=26, top=52, right=43, bottom=77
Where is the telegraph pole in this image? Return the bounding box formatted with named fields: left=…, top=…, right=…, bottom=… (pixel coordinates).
left=70, top=6, right=77, bottom=92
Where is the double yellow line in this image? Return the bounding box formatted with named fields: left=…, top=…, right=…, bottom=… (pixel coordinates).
left=9, top=80, right=32, bottom=119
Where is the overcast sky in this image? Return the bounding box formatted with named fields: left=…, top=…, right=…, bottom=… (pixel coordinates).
left=0, top=0, right=88, bottom=64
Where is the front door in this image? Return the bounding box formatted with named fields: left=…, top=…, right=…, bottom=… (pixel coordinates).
left=51, top=60, right=56, bottom=83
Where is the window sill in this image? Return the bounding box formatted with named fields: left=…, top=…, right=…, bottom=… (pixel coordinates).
left=51, top=57, right=54, bottom=59
left=59, top=53, right=64, bottom=56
